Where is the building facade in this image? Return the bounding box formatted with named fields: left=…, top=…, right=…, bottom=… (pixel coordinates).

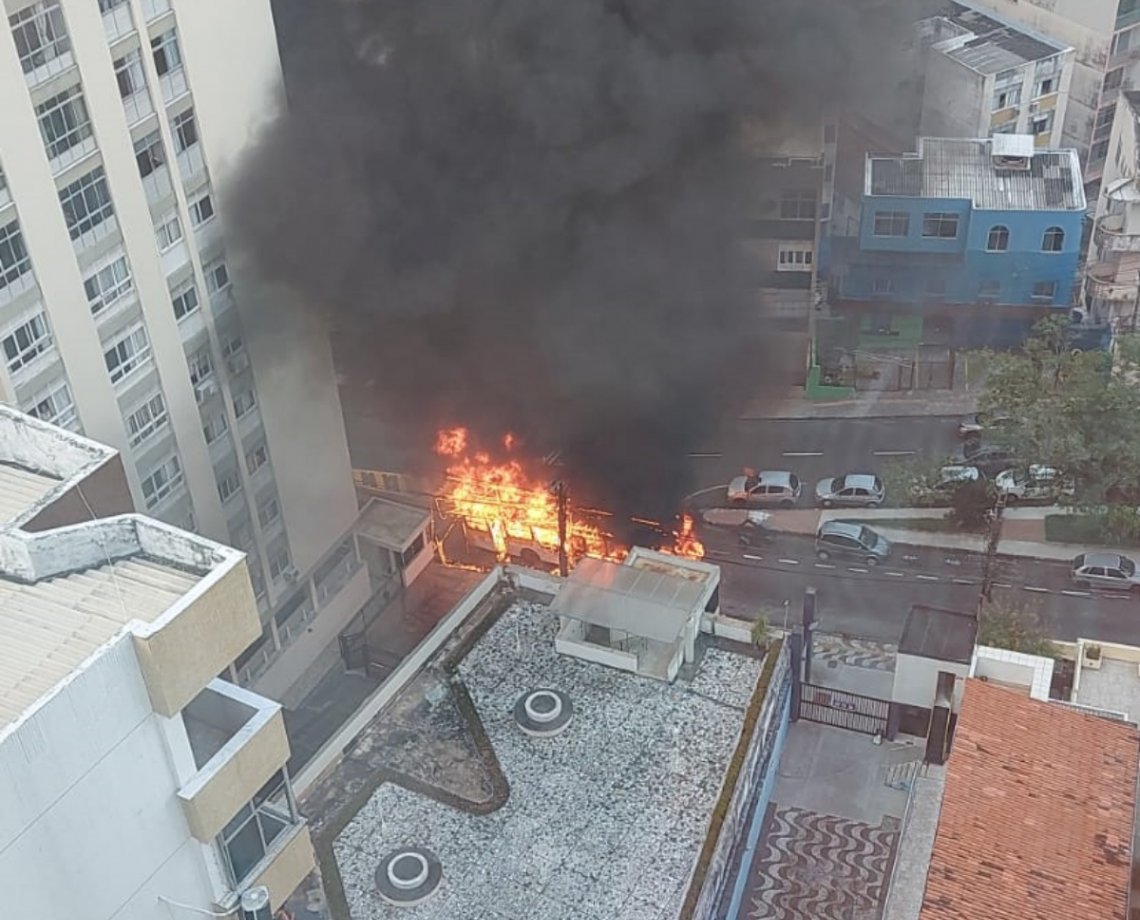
left=916, top=2, right=1074, bottom=150
left=1084, top=90, right=1140, bottom=325
left=0, top=0, right=371, bottom=699
left=0, top=406, right=314, bottom=920
left=958, top=0, right=1140, bottom=187
left=825, top=135, right=1086, bottom=348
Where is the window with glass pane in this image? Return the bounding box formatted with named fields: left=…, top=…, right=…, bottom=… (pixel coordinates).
left=3, top=312, right=52, bottom=373
left=10, top=2, right=72, bottom=82
left=1041, top=226, right=1065, bottom=252
left=986, top=225, right=1009, bottom=252
left=125, top=392, right=168, bottom=446
left=104, top=324, right=150, bottom=383
left=114, top=49, right=151, bottom=123
left=921, top=212, right=959, bottom=238
left=171, top=278, right=199, bottom=320
left=203, top=410, right=228, bottom=445
left=187, top=345, right=213, bottom=386
left=204, top=258, right=229, bottom=294
left=188, top=189, right=215, bottom=226
left=134, top=131, right=166, bottom=179
left=84, top=252, right=132, bottom=314
left=151, top=29, right=182, bottom=76
left=36, top=86, right=94, bottom=163
left=154, top=210, right=181, bottom=250
left=141, top=454, right=182, bottom=508
left=218, top=468, right=242, bottom=502
left=872, top=211, right=909, bottom=237
left=171, top=109, right=198, bottom=154
left=24, top=381, right=75, bottom=429
left=58, top=168, right=114, bottom=241
left=0, top=220, right=32, bottom=293
left=233, top=389, right=257, bottom=419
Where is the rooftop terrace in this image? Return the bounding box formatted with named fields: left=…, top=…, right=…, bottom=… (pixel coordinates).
left=923, top=2, right=1067, bottom=74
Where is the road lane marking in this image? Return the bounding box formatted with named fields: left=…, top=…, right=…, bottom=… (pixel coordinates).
left=952, top=578, right=975, bottom=585
left=1061, top=589, right=1090, bottom=597
left=707, top=549, right=730, bottom=557
left=778, top=558, right=800, bottom=565
left=848, top=566, right=869, bottom=573
left=688, top=452, right=722, bottom=458
left=1023, top=585, right=1049, bottom=593
left=884, top=571, right=905, bottom=577
left=782, top=451, right=823, bottom=457
left=742, top=554, right=764, bottom=561
left=815, top=563, right=836, bottom=569
left=916, top=574, right=939, bottom=581
left=993, top=582, right=1012, bottom=589
left=873, top=450, right=917, bottom=456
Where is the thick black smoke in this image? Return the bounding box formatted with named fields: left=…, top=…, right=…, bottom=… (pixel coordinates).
left=229, top=0, right=919, bottom=527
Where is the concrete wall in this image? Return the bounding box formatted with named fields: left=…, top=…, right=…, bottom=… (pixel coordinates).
left=22, top=453, right=136, bottom=531
left=892, top=652, right=971, bottom=711
left=0, top=636, right=224, bottom=920
left=920, top=53, right=986, bottom=140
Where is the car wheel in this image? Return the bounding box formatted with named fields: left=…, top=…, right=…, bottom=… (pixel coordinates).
left=817, top=550, right=831, bottom=561
left=821, top=499, right=833, bottom=509
left=865, top=556, right=879, bottom=567
left=1004, top=493, right=1019, bottom=504
left=867, top=500, right=881, bottom=509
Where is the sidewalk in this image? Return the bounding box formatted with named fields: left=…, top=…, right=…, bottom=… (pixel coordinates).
left=739, top=386, right=978, bottom=420
left=739, top=506, right=1113, bottom=562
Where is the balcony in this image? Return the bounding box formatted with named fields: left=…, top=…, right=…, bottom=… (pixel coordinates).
left=179, top=679, right=291, bottom=843
left=1086, top=260, right=1138, bottom=302
left=101, top=2, right=135, bottom=43
left=1094, top=213, right=1140, bottom=253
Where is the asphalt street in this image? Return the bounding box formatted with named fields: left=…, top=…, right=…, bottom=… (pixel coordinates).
left=703, top=528, right=1140, bottom=646
left=686, top=417, right=962, bottom=505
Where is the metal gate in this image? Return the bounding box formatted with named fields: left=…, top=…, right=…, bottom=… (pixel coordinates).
left=799, top=682, right=890, bottom=736
left=338, top=629, right=369, bottom=671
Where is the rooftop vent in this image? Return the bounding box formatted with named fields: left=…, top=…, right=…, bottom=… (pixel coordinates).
left=991, top=134, right=1035, bottom=170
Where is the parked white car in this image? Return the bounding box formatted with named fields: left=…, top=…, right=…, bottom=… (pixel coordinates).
left=994, top=465, right=1074, bottom=504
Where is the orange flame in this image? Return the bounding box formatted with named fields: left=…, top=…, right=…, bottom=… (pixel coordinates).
left=668, top=513, right=706, bottom=560
left=435, top=427, right=619, bottom=565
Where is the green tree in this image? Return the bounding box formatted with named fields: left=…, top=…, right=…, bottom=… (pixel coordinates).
left=879, top=455, right=949, bottom=507
left=977, top=320, right=1140, bottom=505
left=977, top=599, right=1056, bottom=658
left=948, top=477, right=997, bottom=529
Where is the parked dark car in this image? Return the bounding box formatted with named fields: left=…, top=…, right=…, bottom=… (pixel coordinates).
left=949, top=442, right=1019, bottom=477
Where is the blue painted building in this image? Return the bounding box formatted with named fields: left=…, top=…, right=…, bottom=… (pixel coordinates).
left=824, top=134, right=1086, bottom=348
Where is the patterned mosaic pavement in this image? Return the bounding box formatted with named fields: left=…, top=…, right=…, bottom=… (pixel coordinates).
left=812, top=635, right=897, bottom=672
left=743, top=805, right=899, bottom=920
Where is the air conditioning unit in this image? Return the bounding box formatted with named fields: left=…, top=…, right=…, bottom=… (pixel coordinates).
left=282, top=566, right=299, bottom=583
left=238, top=886, right=271, bottom=920
left=193, top=380, right=216, bottom=404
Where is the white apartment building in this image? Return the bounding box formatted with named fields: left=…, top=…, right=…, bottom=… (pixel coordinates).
left=958, top=0, right=1140, bottom=186
left=0, top=407, right=315, bottom=919
left=917, top=2, right=1074, bottom=150
left=0, top=0, right=372, bottom=704
left=1084, top=90, right=1140, bottom=324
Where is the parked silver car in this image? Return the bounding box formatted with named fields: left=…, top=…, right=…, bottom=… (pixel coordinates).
left=727, top=470, right=802, bottom=508
left=815, top=521, right=892, bottom=566
left=1071, top=552, right=1140, bottom=592
left=995, top=465, right=1074, bottom=504
left=815, top=473, right=885, bottom=508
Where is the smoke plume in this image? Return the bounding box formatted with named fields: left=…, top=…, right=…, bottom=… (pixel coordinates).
left=228, top=0, right=920, bottom=526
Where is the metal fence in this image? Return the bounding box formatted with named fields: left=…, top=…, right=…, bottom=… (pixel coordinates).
left=799, top=682, right=890, bottom=735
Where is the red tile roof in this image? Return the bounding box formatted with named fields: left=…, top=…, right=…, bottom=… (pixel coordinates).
left=920, top=679, right=1140, bottom=920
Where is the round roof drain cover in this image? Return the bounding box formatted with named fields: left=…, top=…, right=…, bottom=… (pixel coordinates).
left=375, top=847, right=442, bottom=906
left=513, top=688, right=573, bottom=736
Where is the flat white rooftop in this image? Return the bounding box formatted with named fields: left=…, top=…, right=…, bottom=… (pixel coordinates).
left=0, top=462, right=60, bottom=526
left=0, top=556, right=202, bottom=730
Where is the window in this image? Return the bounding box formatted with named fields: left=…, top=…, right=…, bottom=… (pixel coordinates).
left=257, top=493, right=281, bottom=527
left=986, top=225, right=1010, bottom=252
left=217, top=771, right=296, bottom=886
left=202, top=410, right=228, bottom=445
left=1041, top=226, right=1065, bottom=252
left=0, top=168, right=10, bottom=209
left=268, top=543, right=293, bottom=581
left=1097, top=106, right=1116, bottom=130
left=188, top=189, right=214, bottom=226
left=171, top=109, right=198, bottom=154
left=872, top=278, right=895, bottom=294
left=233, top=388, right=257, bottom=419
left=141, top=0, right=171, bottom=20
left=3, top=312, right=52, bottom=373
left=1114, top=26, right=1138, bottom=56
left=400, top=533, right=425, bottom=569
left=103, top=324, right=150, bottom=383
left=1092, top=139, right=1111, bottom=163
left=873, top=211, right=909, bottom=237
left=84, top=252, right=133, bottom=314
left=36, top=86, right=94, bottom=166
left=204, top=257, right=230, bottom=294
left=24, top=381, right=75, bottom=430
left=170, top=278, right=199, bottom=321
left=141, top=454, right=183, bottom=508
left=924, top=278, right=947, bottom=296
left=58, top=168, right=114, bottom=242
left=993, top=85, right=1021, bottom=110
left=114, top=49, right=151, bottom=123
left=0, top=220, right=32, bottom=294
left=779, top=189, right=816, bottom=220
left=1031, top=112, right=1054, bottom=135
left=245, top=442, right=269, bottom=475
left=1032, top=280, right=1057, bottom=300
left=217, top=468, right=242, bottom=503
left=154, top=209, right=181, bottom=250
left=1105, top=68, right=1124, bottom=92
left=187, top=345, right=213, bottom=386
left=134, top=130, right=166, bottom=179
left=150, top=28, right=182, bottom=76
left=776, top=245, right=813, bottom=271
left=10, top=2, right=72, bottom=83
left=922, top=212, right=959, bottom=239
left=125, top=392, right=168, bottom=447
left=978, top=280, right=1001, bottom=299
left=1034, top=77, right=1055, bottom=97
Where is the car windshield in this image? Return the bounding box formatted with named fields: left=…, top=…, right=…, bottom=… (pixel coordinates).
left=857, top=526, right=877, bottom=548
left=789, top=474, right=800, bottom=490
left=1010, top=469, right=1030, bottom=486
left=830, top=477, right=844, bottom=492
left=1122, top=557, right=1136, bottom=577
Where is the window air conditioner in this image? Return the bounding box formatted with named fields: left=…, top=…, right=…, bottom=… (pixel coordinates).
left=193, top=380, right=216, bottom=404
left=239, top=887, right=271, bottom=920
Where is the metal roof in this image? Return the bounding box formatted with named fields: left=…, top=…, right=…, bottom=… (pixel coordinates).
left=355, top=497, right=430, bottom=551
left=899, top=604, right=978, bottom=663
left=550, top=557, right=702, bottom=644
left=923, top=4, right=1066, bottom=75
left=0, top=462, right=60, bottom=526
left=867, top=137, right=1085, bottom=211
left=0, top=557, right=202, bottom=730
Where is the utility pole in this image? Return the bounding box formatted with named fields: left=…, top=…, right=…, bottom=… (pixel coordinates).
left=977, top=490, right=1007, bottom=613
left=553, top=480, right=569, bottom=577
